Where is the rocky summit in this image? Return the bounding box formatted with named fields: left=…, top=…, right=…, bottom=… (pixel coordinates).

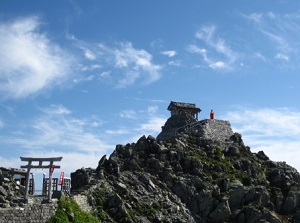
left=71, top=114, right=300, bottom=223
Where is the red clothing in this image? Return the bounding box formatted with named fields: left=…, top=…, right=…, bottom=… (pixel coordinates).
left=210, top=111, right=214, bottom=119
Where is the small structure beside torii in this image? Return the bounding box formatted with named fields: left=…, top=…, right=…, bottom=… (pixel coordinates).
left=20, top=156, right=62, bottom=202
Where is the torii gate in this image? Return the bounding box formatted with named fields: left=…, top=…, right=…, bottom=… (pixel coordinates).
left=20, top=157, right=62, bottom=202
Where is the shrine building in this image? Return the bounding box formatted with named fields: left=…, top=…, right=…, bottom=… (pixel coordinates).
left=167, top=101, right=201, bottom=120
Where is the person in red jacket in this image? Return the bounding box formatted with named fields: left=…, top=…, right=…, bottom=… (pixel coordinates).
left=210, top=109, right=215, bottom=119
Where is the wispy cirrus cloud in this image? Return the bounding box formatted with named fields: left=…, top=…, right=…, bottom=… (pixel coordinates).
left=0, top=17, right=73, bottom=100
left=105, top=105, right=167, bottom=143
left=70, top=38, right=163, bottom=88
left=82, top=47, right=97, bottom=61
left=98, top=42, right=162, bottom=88
left=223, top=107, right=300, bottom=171
left=275, top=53, right=289, bottom=61
left=254, top=52, right=269, bottom=63
left=243, top=11, right=300, bottom=65
left=188, top=25, right=237, bottom=71
left=161, top=50, right=176, bottom=57
left=0, top=104, right=110, bottom=153
left=39, top=104, right=72, bottom=115
left=160, top=50, right=182, bottom=66
left=1, top=103, right=165, bottom=156
left=119, top=110, right=137, bottom=119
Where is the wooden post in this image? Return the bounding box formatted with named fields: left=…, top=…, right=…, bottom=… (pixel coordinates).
left=24, top=161, right=32, bottom=201
left=48, top=161, right=54, bottom=201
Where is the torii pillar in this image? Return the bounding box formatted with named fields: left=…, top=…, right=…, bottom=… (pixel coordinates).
left=20, top=157, right=62, bottom=202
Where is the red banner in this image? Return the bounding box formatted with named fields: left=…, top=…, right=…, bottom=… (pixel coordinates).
left=58, top=172, right=64, bottom=185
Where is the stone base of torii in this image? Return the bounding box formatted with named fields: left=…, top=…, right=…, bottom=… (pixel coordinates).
left=20, top=157, right=62, bottom=202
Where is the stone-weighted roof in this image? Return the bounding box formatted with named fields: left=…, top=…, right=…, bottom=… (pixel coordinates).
left=167, top=101, right=201, bottom=112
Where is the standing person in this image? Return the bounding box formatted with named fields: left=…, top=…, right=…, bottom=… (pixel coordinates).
left=210, top=109, right=215, bottom=119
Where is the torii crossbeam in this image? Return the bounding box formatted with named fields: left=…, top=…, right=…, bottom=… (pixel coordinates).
left=20, top=157, right=63, bottom=202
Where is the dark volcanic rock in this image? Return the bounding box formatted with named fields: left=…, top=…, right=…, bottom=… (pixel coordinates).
left=0, top=169, right=25, bottom=208
left=71, top=115, right=300, bottom=223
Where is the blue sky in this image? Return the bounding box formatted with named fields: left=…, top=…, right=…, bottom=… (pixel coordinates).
left=1, top=0, right=300, bottom=184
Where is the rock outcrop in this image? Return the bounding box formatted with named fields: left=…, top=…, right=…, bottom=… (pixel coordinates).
left=0, top=168, right=26, bottom=208
left=71, top=115, right=300, bottom=223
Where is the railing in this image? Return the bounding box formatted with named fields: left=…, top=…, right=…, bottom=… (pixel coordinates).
left=174, top=120, right=201, bottom=136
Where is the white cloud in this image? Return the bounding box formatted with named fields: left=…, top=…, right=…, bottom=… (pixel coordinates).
left=121, top=116, right=166, bottom=144
left=275, top=53, right=289, bottom=61
left=0, top=156, right=22, bottom=169
left=99, top=71, right=111, bottom=78
left=168, top=60, right=182, bottom=66
left=187, top=44, right=206, bottom=55
left=105, top=129, right=129, bottom=135
left=189, top=25, right=237, bottom=71
left=82, top=47, right=97, bottom=60
left=0, top=103, right=167, bottom=178
left=209, top=61, right=226, bottom=69
left=226, top=108, right=300, bottom=137
left=0, top=105, right=111, bottom=153
left=135, top=105, right=166, bottom=135
left=108, top=105, right=167, bottom=144
left=187, top=44, right=227, bottom=70
left=67, top=37, right=162, bottom=88
left=244, top=13, right=263, bottom=23
left=0, top=17, right=73, bottom=99
left=223, top=107, right=300, bottom=171
left=147, top=105, right=159, bottom=114
left=138, top=116, right=165, bottom=133
left=119, top=110, right=137, bottom=119
left=96, top=42, right=162, bottom=87
left=161, top=50, right=177, bottom=57
left=78, top=64, right=101, bottom=72
left=40, top=104, right=72, bottom=115
left=254, top=52, right=268, bottom=63
left=73, top=75, right=95, bottom=83
left=243, top=12, right=300, bottom=66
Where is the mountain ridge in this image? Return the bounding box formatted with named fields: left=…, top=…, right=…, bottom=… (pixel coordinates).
left=70, top=114, right=300, bottom=223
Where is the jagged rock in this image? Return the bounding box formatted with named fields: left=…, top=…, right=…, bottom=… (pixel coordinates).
left=69, top=114, right=300, bottom=223
left=230, top=132, right=243, bottom=144
left=282, top=186, right=300, bottom=214
left=67, top=212, right=75, bottom=221
left=227, top=146, right=240, bottom=156
left=116, top=144, right=133, bottom=159
left=263, top=209, right=283, bottom=223
left=209, top=200, right=231, bottom=222
left=256, top=150, right=269, bottom=160
left=0, top=195, right=5, bottom=203
left=115, top=182, right=127, bottom=194
left=139, top=174, right=155, bottom=191
left=0, top=186, right=8, bottom=197
left=228, top=181, right=245, bottom=210
left=293, top=210, right=300, bottom=222
left=147, top=135, right=156, bottom=142
left=70, top=168, right=92, bottom=191
left=96, top=154, right=107, bottom=171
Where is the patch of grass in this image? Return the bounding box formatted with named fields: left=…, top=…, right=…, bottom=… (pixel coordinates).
left=138, top=201, right=163, bottom=216
left=47, top=196, right=99, bottom=223
left=214, top=146, right=223, bottom=161
left=188, top=144, right=248, bottom=182
left=91, top=185, right=110, bottom=221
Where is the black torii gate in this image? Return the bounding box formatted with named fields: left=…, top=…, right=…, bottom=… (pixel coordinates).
left=20, top=157, right=62, bottom=202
